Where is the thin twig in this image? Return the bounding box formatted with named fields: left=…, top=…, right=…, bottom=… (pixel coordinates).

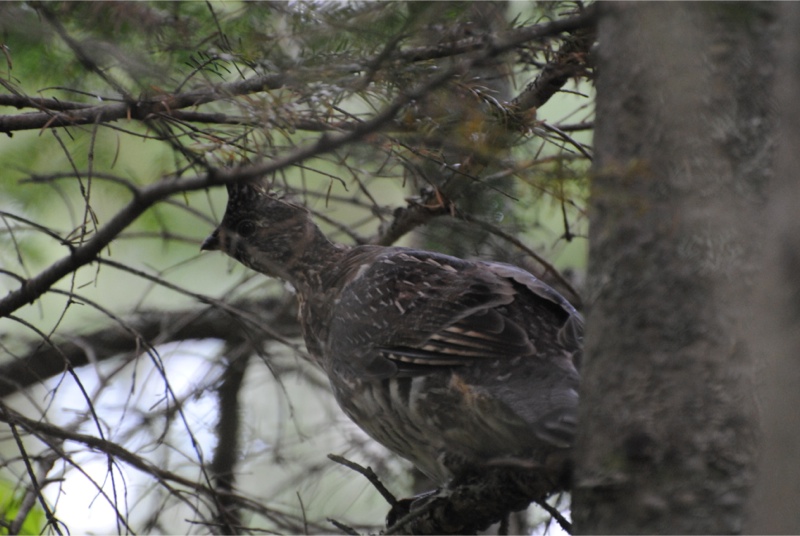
left=296, top=492, right=309, bottom=535
left=542, top=122, right=593, bottom=160
left=327, top=454, right=399, bottom=508
left=328, top=518, right=360, bottom=535
left=533, top=497, right=573, bottom=534
left=3, top=410, right=65, bottom=536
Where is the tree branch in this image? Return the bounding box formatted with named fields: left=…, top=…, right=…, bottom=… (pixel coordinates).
left=386, top=469, right=567, bottom=535
left=328, top=454, right=399, bottom=508
left=210, top=345, right=250, bottom=535
left=0, top=298, right=299, bottom=398
left=0, top=73, right=286, bottom=135
left=397, top=4, right=597, bottom=63
left=511, top=18, right=596, bottom=114
left=0, top=7, right=596, bottom=136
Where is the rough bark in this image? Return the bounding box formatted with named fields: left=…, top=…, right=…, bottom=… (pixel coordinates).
left=574, top=3, right=775, bottom=533
left=745, top=3, right=800, bottom=533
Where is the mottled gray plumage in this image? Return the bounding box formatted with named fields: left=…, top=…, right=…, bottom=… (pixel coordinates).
left=202, top=181, right=582, bottom=489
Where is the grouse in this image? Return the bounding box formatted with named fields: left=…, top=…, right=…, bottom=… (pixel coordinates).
left=202, top=181, right=582, bottom=496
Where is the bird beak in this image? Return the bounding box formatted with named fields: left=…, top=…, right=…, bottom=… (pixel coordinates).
left=201, top=229, right=220, bottom=251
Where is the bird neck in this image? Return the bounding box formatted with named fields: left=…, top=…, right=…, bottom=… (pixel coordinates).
left=284, top=223, right=348, bottom=294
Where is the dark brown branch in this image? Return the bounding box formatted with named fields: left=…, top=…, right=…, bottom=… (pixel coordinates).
left=0, top=72, right=286, bottom=135
left=386, top=470, right=564, bottom=535
left=374, top=194, right=450, bottom=246
left=0, top=93, right=95, bottom=111
left=328, top=454, right=399, bottom=508
left=511, top=12, right=596, bottom=114
left=328, top=518, right=360, bottom=536
left=0, top=298, right=299, bottom=398
left=210, top=345, right=251, bottom=535
left=557, top=120, right=594, bottom=132
left=0, top=401, right=204, bottom=491
left=533, top=497, right=572, bottom=534
left=542, top=122, right=593, bottom=160
left=397, top=5, right=597, bottom=63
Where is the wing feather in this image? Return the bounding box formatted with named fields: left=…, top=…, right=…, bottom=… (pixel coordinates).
left=327, top=248, right=582, bottom=377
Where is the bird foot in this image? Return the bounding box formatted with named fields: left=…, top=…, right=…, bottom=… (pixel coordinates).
left=385, top=489, right=440, bottom=529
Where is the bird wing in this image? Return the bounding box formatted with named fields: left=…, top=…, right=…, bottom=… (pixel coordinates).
left=327, top=248, right=582, bottom=378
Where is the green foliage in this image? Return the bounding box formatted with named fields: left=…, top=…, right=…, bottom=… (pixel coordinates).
left=0, top=478, right=45, bottom=535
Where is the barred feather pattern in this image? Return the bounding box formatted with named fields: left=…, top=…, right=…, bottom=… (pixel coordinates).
left=203, top=182, right=582, bottom=488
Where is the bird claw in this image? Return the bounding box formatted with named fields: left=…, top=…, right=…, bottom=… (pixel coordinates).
left=385, top=489, right=440, bottom=529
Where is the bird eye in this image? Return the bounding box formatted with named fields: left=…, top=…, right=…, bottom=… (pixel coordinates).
left=237, top=220, right=255, bottom=237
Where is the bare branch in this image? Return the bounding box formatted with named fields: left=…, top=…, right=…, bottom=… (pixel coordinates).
left=0, top=297, right=298, bottom=398
left=328, top=454, right=399, bottom=508
left=0, top=72, right=287, bottom=134
left=210, top=345, right=250, bottom=534
left=3, top=414, right=65, bottom=536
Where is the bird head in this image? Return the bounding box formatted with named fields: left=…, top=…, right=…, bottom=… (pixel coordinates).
left=201, top=181, right=321, bottom=281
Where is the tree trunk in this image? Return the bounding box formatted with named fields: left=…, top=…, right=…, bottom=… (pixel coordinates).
left=573, top=3, right=776, bottom=533
left=745, top=3, right=800, bottom=533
